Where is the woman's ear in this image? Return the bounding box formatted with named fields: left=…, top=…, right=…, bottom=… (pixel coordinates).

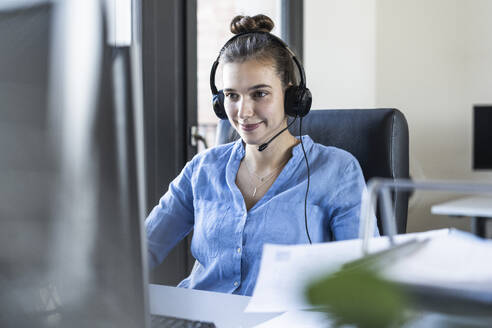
left=283, top=82, right=294, bottom=94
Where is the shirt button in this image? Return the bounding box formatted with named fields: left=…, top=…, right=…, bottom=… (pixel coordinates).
left=234, top=281, right=239, bottom=287
left=237, top=247, right=241, bottom=253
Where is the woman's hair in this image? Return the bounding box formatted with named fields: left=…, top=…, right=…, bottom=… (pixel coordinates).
left=220, top=14, right=296, bottom=88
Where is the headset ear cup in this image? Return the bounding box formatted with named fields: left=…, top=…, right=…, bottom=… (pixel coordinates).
left=284, top=86, right=312, bottom=117
left=284, top=86, right=297, bottom=117
left=212, top=91, right=228, bottom=119
left=298, top=87, right=312, bottom=117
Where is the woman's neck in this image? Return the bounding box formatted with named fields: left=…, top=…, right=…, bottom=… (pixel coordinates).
left=243, top=131, right=299, bottom=175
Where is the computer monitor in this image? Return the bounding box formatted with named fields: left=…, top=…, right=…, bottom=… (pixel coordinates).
left=0, top=3, right=57, bottom=325
left=0, top=1, right=148, bottom=327
left=473, top=105, right=492, bottom=170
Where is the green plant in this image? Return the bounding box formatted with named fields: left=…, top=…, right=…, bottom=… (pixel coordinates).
left=305, top=266, right=409, bottom=328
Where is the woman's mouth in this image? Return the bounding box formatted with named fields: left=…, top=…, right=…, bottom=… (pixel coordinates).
left=239, top=122, right=262, bottom=132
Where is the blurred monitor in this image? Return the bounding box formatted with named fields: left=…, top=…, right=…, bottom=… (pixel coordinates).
left=0, top=1, right=147, bottom=327
left=0, top=0, right=55, bottom=297
left=473, top=105, right=492, bottom=170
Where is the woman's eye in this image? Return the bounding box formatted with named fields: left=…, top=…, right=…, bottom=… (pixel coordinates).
left=225, top=93, right=239, bottom=101
left=253, top=91, right=268, bottom=98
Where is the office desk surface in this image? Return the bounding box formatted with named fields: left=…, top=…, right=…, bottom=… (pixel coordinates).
left=149, top=284, right=492, bottom=327
left=431, top=196, right=492, bottom=218
left=431, top=196, right=492, bottom=237
left=148, top=284, right=280, bottom=327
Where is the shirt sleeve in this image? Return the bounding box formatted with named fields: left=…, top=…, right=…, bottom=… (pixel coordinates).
left=328, top=158, right=380, bottom=240
left=144, top=159, right=195, bottom=268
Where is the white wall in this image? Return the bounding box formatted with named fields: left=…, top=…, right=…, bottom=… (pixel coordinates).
left=304, top=0, right=376, bottom=109
left=305, top=0, right=492, bottom=233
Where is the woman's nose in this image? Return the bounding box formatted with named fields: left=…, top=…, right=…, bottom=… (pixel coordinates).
left=237, top=99, right=254, bottom=120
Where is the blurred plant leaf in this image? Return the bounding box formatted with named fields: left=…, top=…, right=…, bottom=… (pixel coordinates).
left=305, top=266, right=409, bottom=328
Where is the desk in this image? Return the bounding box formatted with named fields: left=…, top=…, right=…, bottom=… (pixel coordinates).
left=148, top=284, right=280, bottom=327
left=149, top=284, right=492, bottom=327
left=431, top=196, right=492, bottom=238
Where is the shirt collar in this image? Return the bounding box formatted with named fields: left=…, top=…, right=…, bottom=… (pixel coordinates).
left=233, top=139, right=245, bottom=160
left=292, top=135, right=314, bottom=158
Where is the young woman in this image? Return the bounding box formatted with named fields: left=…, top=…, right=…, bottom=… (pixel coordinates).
left=145, top=14, right=378, bottom=296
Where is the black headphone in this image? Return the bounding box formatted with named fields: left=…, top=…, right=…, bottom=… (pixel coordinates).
left=210, top=31, right=312, bottom=120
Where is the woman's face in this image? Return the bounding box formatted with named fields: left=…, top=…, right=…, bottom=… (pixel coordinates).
left=222, top=59, right=286, bottom=146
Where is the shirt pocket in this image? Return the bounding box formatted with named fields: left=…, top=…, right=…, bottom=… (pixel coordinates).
left=192, top=199, right=230, bottom=258
left=264, top=201, right=327, bottom=244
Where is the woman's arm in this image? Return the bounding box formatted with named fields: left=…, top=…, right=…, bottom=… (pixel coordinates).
left=328, top=158, right=380, bottom=240
left=145, top=160, right=195, bottom=268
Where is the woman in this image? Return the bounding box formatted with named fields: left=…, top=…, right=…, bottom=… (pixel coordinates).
left=145, top=14, right=377, bottom=296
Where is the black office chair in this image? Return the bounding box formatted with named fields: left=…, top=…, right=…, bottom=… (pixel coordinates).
left=215, top=108, right=410, bottom=235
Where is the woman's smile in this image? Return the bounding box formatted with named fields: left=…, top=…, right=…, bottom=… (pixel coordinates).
left=239, top=121, right=263, bottom=132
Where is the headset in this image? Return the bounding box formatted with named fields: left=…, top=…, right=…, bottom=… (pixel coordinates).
left=209, top=31, right=312, bottom=120
left=209, top=31, right=314, bottom=244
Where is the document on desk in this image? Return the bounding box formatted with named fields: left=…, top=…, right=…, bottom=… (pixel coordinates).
left=382, top=232, right=492, bottom=288
left=253, top=310, right=330, bottom=328
left=245, top=228, right=492, bottom=313
left=246, top=238, right=364, bottom=312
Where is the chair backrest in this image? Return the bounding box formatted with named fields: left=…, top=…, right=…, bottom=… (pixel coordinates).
left=215, top=108, right=410, bottom=235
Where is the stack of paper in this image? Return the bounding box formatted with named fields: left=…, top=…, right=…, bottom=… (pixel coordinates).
left=383, top=232, right=492, bottom=289
left=245, top=229, right=492, bottom=315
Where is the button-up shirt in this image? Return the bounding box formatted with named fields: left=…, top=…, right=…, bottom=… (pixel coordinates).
left=145, top=135, right=378, bottom=296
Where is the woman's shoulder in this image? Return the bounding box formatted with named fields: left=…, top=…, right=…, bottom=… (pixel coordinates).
left=310, top=140, right=360, bottom=168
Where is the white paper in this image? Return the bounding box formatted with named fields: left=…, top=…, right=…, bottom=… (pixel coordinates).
left=383, top=232, right=492, bottom=287
left=246, top=229, right=450, bottom=313
left=253, top=310, right=331, bottom=328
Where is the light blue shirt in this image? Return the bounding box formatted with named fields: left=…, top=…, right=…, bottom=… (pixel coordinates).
left=145, top=135, right=378, bottom=296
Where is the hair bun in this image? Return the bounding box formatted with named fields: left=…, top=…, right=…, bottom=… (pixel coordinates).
left=230, top=14, right=274, bottom=34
